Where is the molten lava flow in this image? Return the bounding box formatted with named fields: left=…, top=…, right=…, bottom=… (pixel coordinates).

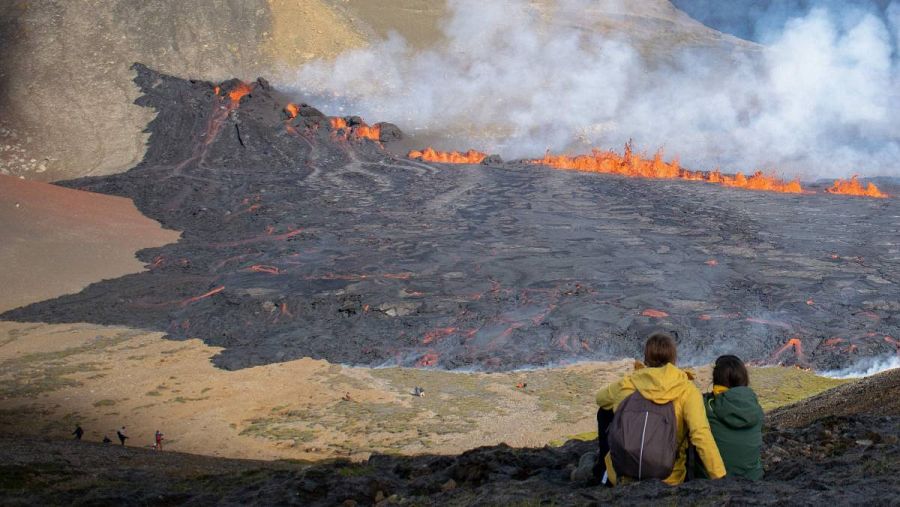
left=408, top=147, right=487, bottom=164
left=150, top=255, right=165, bottom=269
left=422, top=327, right=457, bottom=344
left=530, top=142, right=804, bottom=194
left=355, top=124, right=381, bottom=141
left=249, top=264, right=280, bottom=275
left=328, top=117, right=381, bottom=141
left=826, top=176, right=888, bottom=198
left=770, top=337, right=804, bottom=362
left=180, top=286, right=225, bottom=307
left=417, top=352, right=439, bottom=367
left=228, top=82, right=252, bottom=103
left=284, top=103, right=299, bottom=119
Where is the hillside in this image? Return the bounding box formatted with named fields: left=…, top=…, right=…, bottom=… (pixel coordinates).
left=1, top=369, right=896, bottom=505
left=0, top=0, right=750, bottom=181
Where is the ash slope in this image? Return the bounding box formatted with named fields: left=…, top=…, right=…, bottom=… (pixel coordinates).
left=4, top=65, right=899, bottom=371
left=2, top=370, right=898, bottom=506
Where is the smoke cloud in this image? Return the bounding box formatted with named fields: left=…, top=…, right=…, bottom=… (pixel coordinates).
left=822, top=354, right=900, bottom=378
left=282, top=0, right=899, bottom=179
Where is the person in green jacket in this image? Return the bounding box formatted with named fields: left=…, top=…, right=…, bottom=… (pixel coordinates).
left=697, top=355, right=764, bottom=480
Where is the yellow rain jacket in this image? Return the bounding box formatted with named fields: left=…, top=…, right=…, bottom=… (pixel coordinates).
left=596, top=363, right=726, bottom=485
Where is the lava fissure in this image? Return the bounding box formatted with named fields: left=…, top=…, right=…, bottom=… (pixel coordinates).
left=408, top=143, right=890, bottom=200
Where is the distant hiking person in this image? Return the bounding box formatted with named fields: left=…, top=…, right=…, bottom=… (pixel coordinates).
left=695, top=355, right=764, bottom=480
left=155, top=430, right=164, bottom=451
left=117, top=426, right=128, bottom=446
left=73, top=424, right=84, bottom=440
left=595, top=332, right=726, bottom=485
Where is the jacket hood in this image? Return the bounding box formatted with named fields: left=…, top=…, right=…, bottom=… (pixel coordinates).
left=708, top=386, right=763, bottom=429
left=630, top=363, right=694, bottom=403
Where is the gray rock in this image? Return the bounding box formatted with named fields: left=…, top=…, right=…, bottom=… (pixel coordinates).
left=569, top=451, right=597, bottom=482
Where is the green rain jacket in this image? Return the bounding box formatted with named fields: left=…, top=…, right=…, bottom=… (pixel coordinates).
left=700, top=385, right=764, bottom=480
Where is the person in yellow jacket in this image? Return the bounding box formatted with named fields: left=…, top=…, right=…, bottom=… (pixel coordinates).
left=595, top=332, right=727, bottom=485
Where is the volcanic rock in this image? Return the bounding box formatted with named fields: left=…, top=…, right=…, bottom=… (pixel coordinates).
left=481, top=154, right=504, bottom=165
left=2, top=65, right=898, bottom=372
left=297, top=104, right=326, bottom=118
left=767, top=367, right=900, bottom=429
left=376, top=122, right=404, bottom=142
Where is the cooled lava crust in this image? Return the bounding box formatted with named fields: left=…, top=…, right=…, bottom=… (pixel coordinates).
left=3, top=64, right=898, bottom=371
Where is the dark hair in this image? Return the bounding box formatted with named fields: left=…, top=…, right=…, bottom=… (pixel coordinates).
left=713, top=355, right=749, bottom=387
left=644, top=332, right=677, bottom=367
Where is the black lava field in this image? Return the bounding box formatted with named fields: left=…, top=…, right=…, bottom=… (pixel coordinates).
left=4, top=64, right=898, bottom=371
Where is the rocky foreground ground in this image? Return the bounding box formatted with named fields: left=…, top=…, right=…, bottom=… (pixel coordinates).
left=1, top=369, right=897, bottom=506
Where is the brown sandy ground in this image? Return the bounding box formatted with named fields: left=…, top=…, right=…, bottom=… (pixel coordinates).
left=0, top=175, right=179, bottom=313
left=0, top=321, right=848, bottom=462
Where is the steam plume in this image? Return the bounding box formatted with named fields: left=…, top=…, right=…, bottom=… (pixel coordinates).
left=822, top=354, right=900, bottom=378
left=282, top=0, right=899, bottom=179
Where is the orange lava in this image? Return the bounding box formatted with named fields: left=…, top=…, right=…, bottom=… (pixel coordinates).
left=284, top=103, right=299, bottom=119
left=355, top=124, right=381, bottom=141
left=180, top=286, right=225, bottom=306
left=530, top=142, right=803, bottom=194
left=328, top=117, right=381, bottom=141
left=825, top=175, right=888, bottom=198
left=641, top=309, right=669, bottom=318
left=408, top=147, right=487, bottom=164
left=249, top=264, right=280, bottom=275
left=417, top=352, right=439, bottom=367
left=422, top=327, right=457, bottom=344
left=228, top=82, right=252, bottom=103
left=770, top=337, right=804, bottom=362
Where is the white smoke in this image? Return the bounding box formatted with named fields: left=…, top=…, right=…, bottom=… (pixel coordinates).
left=821, top=354, right=900, bottom=378
left=282, top=0, right=900, bottom=179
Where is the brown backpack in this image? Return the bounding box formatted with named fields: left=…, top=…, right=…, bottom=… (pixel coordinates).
left=608, top=391, right=677, bottom=480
